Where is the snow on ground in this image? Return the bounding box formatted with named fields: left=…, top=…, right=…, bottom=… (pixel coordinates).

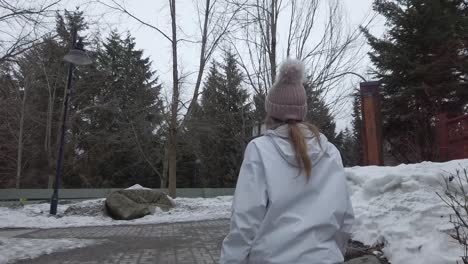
left=347, top=159, right=468, bottom=264
left=1, top=160, right=468, bottom=263
left=0, top=238, right=95, bottom=264
left=0, top=196, right=232, bottom=229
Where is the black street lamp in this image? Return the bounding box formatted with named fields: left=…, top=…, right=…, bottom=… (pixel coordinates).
left=50, top=29, right=92, bottom=215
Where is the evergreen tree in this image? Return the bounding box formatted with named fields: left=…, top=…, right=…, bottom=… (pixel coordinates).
left=252, top=91, right=267, bottom=136
left=0, top=65, right=21, bottom=187
left=72, top=31, right=164, bottom=187
left=178, top=66, right=223, bottom=188
left=304, top=80, right=338, bottom=143
left=193, top=51, right=251, bottom=187
left=339, top=128, right=358, bottom=167
left=0, top=11, right=87, bottom=187
left=0, top=12, right=166, bottom=188
left=363, top=0, right=468, bottom=162
left=351, top=91, right=363, bottom=165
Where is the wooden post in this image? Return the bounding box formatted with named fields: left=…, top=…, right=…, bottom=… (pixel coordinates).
left=360, top=81, right=383, bottom=166
left=437, top=113, right=449, bottom=161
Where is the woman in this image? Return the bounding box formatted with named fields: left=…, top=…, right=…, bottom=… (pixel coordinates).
left=220, top=59, right=354, bottom=264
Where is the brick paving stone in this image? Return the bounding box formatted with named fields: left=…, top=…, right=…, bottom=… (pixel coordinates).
left=10, top=220, right=229, bottom=264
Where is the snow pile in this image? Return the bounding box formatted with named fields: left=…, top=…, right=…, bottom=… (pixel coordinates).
left=125, top=184, right=151, bottom=190
left=0, top=196, right=232, bottom=229
left=0, top=238, right=95, bottom=264
left=346, top=159, right=468, bottom=264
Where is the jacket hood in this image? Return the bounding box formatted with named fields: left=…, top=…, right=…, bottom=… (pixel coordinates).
left=264, top=124, right=329, bottom=167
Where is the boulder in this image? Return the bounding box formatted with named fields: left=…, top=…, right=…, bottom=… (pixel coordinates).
left=105, top=189, right=174, bottom=220
left=345, top=256, right=382, bottom=264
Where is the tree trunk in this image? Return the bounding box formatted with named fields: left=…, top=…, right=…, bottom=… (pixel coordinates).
left=269, top=0, right=277, bottom=83
left=168, top=134, right=177, bottom=196
left=160, top=177, right=167, bottom=190
left=45, top=80, right=56, bottom=189
left=46, top=97, right=54, bottom=188
left=161, top=145, right=169, bottom=189
left=15, top=85, right=27, bottom=189
left=168, top=0, right=179, bottom=198
left=180, top=0, right=210, bottom=125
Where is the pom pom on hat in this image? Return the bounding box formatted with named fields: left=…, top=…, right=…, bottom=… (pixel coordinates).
left=275, top=58, right=305, bottom=85
left=265, top=58, right=308, bottom=122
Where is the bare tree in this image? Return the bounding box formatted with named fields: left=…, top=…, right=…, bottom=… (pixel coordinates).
left=0, top=62, right=38, bottom=189
left=0, top=66, right=21, bottom=187
left=437, top=169, right=468, bottom=264
left=167, top=0, right=179, bottom=197
left=40, top=55, right=61, bottom=188
left=0, top=0, right=61, bottom=64
left=97, top=0, right=242, bottom=197
left=15, top=72, right=28, bottom=188
left=229, top=0, right=372, bottom=120
left=227, top=0, right=279, bottom=96
left=181, top=0, right=244, bottom=125
left=0, top=2, right=62, bottom=184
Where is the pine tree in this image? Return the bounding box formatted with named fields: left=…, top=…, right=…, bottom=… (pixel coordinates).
left=192, top=51, right=251, bottom=187
left=304, top=80, right=338, bottom=144
left=0, top=12, right=167, bottom=188
left=338, top=128, right=358, bottom=167
left=178, top=65, right=223, bottom=188
left=0, top=65, right=21, bottom=187
left=73, top=31, right=164, bottom=187
left=252, top=91, right=267, bottom=136
left=363, top=0, right=468, bottom=162
left=351, top=91, right=363, bottom=165
left=0, top=11, right=86, bottom=187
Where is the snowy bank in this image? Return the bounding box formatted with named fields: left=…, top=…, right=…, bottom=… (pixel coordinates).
left=0, top=196, right=232, bottom=229
left=0, top=238, right=95, bottom=264
left=347, top=159, right=468, bottom=264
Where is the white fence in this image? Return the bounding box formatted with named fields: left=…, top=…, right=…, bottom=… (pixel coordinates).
left=0, top=188, right=235, bottom=201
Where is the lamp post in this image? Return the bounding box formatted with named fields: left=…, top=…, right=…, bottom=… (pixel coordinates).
left=50, top=29, right=92, bottom=215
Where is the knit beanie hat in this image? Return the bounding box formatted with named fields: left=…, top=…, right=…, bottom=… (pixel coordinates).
left=265, top=59, right=307, bottom=121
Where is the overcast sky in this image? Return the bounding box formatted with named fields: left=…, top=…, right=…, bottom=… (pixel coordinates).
left=66, top=0, right=386, bottom=131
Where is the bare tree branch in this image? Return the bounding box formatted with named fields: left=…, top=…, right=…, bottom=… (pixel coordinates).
left=95, top=0, right=172, bottom=42
left=228, top=0, right=376, bottom=119
left=0, top=0, right=61, bottom=64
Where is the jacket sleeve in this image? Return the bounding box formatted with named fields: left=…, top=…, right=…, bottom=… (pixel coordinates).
left=220, top=142, right=268, bottom=264
left=328, top=143, right=355, bottom=255
left=339, top=189, right=355, bottom=255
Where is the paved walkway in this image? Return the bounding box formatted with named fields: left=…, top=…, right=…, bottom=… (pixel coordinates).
left=10, top=220, right=229, bottom=264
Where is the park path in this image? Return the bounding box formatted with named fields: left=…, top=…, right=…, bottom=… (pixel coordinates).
left=3, top=219, right=384, bottom=264
left=9, top=220, right=228, bottom=264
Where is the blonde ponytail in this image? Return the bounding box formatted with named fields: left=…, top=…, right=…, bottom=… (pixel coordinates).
left=265, top=117, right=321, bottom=178
left=288, top=120, right=312, bottom=178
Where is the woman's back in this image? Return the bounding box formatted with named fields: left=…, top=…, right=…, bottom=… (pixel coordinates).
left=220, top=125, right=353, bottom=264
left=220, top=59, right=354, bottom=264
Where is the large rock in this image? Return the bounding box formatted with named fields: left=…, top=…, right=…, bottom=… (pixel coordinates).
left=105, top=189, right=174, bottom=220
left=345, top=256, right=382, bottom=264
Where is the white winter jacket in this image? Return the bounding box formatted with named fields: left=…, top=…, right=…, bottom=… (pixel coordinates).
left=220, top=124, right=354, bottom=264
